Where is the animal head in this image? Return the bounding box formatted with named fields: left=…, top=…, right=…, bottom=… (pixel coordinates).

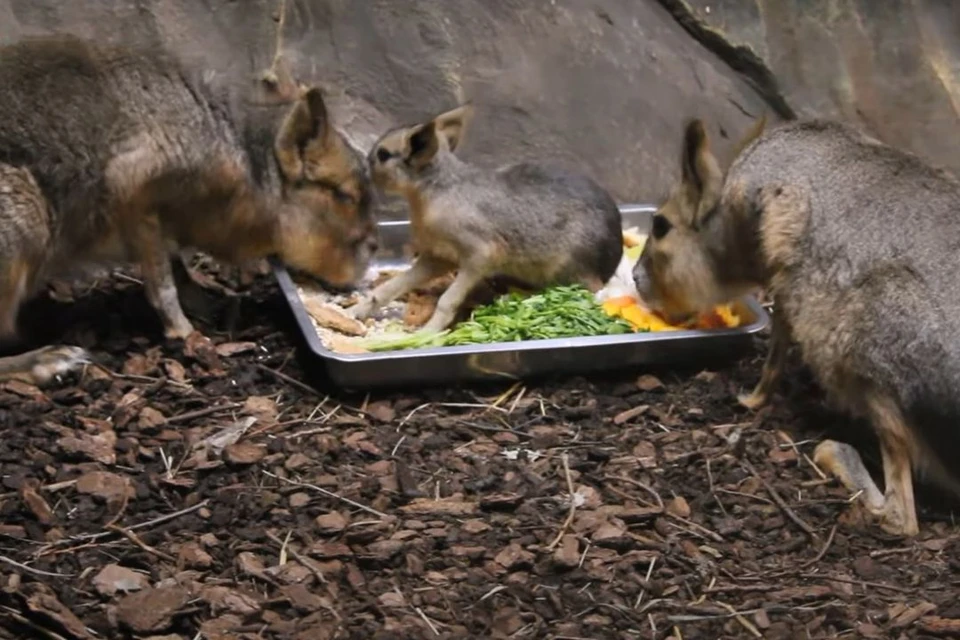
left=633, top=116, right=766, bottom=323
left=271, top=85, right=378, bottom=289
left=367, top=104, right=474, bottom=194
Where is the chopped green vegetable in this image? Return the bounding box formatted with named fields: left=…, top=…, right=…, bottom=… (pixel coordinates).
left=358, top=284, right=637, bottom=352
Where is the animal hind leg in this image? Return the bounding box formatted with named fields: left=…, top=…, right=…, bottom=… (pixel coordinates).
left=813, top=440, right=885, bottom=511
left=814, top=392, right=920, bottom=537
left=0, top=346, right=92, bottom=385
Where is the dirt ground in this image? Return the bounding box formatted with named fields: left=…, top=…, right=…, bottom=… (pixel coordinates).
left=0, top=265, right=958, bottom=640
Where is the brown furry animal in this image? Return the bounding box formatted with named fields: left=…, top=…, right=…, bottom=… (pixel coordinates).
left=0, top=35, right=377, bottom=383
left=633, top=116, right=960, bottom=537
left=353, top=104, right=624, bottom=332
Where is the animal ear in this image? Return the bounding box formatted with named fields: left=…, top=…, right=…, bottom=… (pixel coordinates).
left=274, top=87, right=332, bottom=180
left=680, top=119, right=723, bottom=225
left=405, top=122, right=440, bottom=168
left=431, top=103, right=473, bottom=153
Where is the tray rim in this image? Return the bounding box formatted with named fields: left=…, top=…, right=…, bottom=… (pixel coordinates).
left=273, top=203, right=771, bottom=364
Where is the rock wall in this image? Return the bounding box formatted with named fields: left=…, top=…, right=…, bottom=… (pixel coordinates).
left=0, top=0, right=772, bottom=215
left=2, top=0, right=958, bottom=215
left=666, top=0, right=960, bottom=176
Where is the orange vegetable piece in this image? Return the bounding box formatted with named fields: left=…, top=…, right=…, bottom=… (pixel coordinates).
left=621, top=304, right=677, bottom=332
left=602, top=295, right=637, bottom=314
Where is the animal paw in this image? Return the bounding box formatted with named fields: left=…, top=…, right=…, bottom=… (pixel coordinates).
left=737, top=389, right=769, bottom=410
left=350, top=298, right=375, bottom=320
left=164, top=320, right=196, bottom=341
left=28, top=346, right=93, bottom=385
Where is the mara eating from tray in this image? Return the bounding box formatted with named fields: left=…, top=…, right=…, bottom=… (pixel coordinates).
left=293, top=226, right=743, bottom=354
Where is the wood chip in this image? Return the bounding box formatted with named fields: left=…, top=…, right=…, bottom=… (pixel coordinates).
left=613, top=404, right=650, bottom=425
left=116, top=586, right=190, bottom=634
left=399, top=498, right=478, bottom=516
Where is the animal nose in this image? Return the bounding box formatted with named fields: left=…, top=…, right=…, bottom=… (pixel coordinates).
left=632, top=264, right=652, bottom=298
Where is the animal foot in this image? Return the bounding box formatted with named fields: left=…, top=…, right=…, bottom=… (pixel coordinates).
left=26, top=346, right=93, bottom=385
left=164, top=319, right=196, bottom=341
left=737, top=389, right=769, bottom=410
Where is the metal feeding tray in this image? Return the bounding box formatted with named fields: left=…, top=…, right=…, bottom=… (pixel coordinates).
left=273, top=204, right=770, bottom=390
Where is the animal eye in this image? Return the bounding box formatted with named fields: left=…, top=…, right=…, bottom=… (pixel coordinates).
left=333, top=189, right=355, bottom=204
left=651, top=214, right=672, bottom=240
left=376, top=148, right=391, bottom=163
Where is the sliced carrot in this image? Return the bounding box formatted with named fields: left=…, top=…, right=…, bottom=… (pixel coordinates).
left=621, top=304, right=677, bottom=332
left=715, top=304, right=741, bottom=328
left=602, top=296, right=637, bottom=313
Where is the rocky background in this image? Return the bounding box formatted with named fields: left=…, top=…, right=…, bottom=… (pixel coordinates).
left=5, top=0, right=958, bottom=212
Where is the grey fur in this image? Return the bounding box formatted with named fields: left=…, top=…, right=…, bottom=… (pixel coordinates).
left=354, top=104, right=623, bottom=332
left=634, top=116, right=960, bottom=536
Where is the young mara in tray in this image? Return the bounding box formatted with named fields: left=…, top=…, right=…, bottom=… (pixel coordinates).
left=0, top=35, right=377, bottom=384
left=633, top=115, right=960, bottom=537
left=351, top=104, right=624, bottom=332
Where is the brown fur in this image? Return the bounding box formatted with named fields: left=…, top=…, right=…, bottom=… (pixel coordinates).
left=0, top=35, right=377, bottom=383
left=633, top=116, right=960, bottom=537
left=354, top=104, right=623, bottom=332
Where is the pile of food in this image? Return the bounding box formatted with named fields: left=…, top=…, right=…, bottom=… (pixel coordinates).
left=294, top=227, right=742, bottom=354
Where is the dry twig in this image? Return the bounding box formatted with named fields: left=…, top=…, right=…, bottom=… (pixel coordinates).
left=743, top=461, right=819, bottom=540
left=105, top=525, right=177, bottom=563
left=0, top=555, right=74, bottom=578
left=546, top=454, right=577, bottom=551
left=263, top=470, right=389, bottom=519
left=801, top=523, right=838, bottom=569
